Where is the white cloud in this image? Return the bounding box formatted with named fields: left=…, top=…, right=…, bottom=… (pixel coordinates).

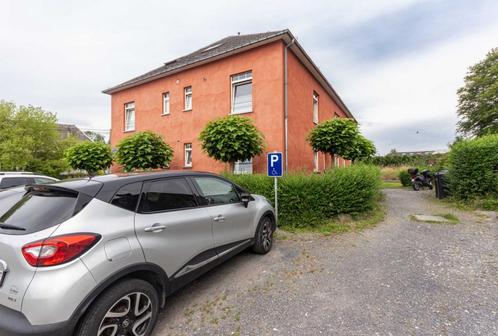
left=0, top=0, right=496, bottom=153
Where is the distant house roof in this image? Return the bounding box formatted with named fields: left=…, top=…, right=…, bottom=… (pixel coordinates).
left=103, top=29, right=355, bottom=120
left=57, top=123, right=91, bottom=141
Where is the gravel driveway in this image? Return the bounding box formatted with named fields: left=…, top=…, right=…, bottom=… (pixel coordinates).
left=155, top=189, right=498, bottom=336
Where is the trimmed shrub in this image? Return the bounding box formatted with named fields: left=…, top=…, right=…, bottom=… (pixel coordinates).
left=398, top=170, right=412, bottom=187
left=447, top=134, right=498, bottom=200
left=115, top=131, right=173, bottom=172
left=225, top=165, right=381, bottom=228
left=64, top=141, right=113, bottom=176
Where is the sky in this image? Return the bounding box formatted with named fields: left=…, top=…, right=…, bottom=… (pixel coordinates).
left=1, top=0, right=497, bottom=154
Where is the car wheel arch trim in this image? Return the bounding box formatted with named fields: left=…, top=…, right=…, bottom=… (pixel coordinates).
left=70, top=263, right=169, bottom=330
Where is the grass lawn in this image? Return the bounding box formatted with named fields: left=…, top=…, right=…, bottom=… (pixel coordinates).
left=277, top=202, right=386, bottom=236
left=381, top=180, right=404, bottom=189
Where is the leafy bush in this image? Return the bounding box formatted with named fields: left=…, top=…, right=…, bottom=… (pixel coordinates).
left=115, top=131, right=173, bottom=172
left=447, top=134, right=498, bottom=200
left=0, top=100, right=74, bottom=176
left=225, top=165, right=381, bottom=228
left=398, top=170, right=412, bottom=187
left=64, top=141, right=113, bottom=176
left=199, top=116, right=264, bottom=168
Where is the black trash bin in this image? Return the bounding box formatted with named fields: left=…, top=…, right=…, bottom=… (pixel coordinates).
left=434, top=170, right=448, bottom=199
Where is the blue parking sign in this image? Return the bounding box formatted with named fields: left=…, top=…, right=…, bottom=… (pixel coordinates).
left=267, top=152, right=283, bottom=177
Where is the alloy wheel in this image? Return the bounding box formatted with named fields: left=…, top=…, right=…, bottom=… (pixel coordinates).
left=261, top=218, right=273, bottom=251
left=98, top=292, right=153, bottom=336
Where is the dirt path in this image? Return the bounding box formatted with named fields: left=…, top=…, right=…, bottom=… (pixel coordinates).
left=155, top=189, right=498, bottom=336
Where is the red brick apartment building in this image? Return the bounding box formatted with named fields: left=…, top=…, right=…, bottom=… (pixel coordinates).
left=104, top=29, right=355, bottom=174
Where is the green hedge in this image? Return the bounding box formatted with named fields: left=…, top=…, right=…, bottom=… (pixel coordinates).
left=224, top=165, right=381, bottom=228
left=448, top=134, right=498, bottom=200
left=398, top=170, right=412, bottom=187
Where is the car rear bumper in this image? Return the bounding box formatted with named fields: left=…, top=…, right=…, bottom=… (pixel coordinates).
left=0, top=304, right=73, bottom=336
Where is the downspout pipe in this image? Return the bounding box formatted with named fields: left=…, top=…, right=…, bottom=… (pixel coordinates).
left=284, top=38, right=295, bottom=173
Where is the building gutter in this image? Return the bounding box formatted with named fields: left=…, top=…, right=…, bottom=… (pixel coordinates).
left=283, top=38, right=295, bottom=173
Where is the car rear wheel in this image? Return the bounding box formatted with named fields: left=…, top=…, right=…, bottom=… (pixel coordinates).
left=76, top=279, right=159, bottom=336
left=252, top=215, right=274, bottom=254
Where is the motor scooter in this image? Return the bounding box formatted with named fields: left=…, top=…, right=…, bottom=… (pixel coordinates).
left=408, top=168, right=433, bottom=191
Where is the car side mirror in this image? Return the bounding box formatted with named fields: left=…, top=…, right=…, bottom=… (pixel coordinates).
left=241, top=193, right=251, bottom=208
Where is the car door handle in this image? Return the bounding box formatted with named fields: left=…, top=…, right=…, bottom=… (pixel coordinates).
left=213, top=215, right=226, bottom=222
left=144, top=223, right=167, bottom=233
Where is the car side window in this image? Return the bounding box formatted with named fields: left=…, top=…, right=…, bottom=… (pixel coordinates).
left=140, top=178, right=197, bottom=213
left=0, top=177, right=33, bottom=189
left=111, top=182, right=142, bottom=212
left=193, top=177, right=240, bottom=206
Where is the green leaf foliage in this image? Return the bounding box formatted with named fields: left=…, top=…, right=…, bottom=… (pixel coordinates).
left=398, top=170, right=412, bottom=187
left=447, top=134, right=498, bottom=200
left=457, top=47, right=498, bottom=136
left=307, top=118, right=375, bottom=161
left=115, top=131, right=173, bottom=172
left=0, top=100, right=73, bottom=176
left=64, top=141, right=113, bottom=175
left=224, top=165, right=381, bottom=228
left=346, top=134, right=376, bottom=162
left=199, top=116, right=264, bottom=164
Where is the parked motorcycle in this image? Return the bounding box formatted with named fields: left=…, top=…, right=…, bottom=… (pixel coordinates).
left=408, top=168, right=433, bottom=191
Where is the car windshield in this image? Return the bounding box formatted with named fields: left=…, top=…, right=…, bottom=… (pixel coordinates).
left=0, top=188, right=78, bottom=235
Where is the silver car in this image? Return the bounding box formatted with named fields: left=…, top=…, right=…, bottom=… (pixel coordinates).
left=0, top=171, right=275, bottom=336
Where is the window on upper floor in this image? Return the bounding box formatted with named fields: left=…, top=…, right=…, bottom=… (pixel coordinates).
left=313, top=92, right=319, bottom=125
left=184, top=143, right=192, bottom=168
left=231, top=71, right=252, bottom=114
left=162, top=92, right=170, bottom=115
left=184, top=86, right=192, bottom=111
left=124, top=102, right=135, bottom=132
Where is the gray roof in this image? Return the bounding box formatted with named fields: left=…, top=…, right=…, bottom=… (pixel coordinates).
left=103, top=30, right=288, bottom=94
left=102, top=29, right=355, bottom=120
left=56, top=123, right=91, bottom=141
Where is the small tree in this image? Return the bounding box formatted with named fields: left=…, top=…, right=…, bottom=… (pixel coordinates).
left=457, top=47, right=498, bottom=137
left=307, top=118, right=359, bottom=159
left=199, top=116, right=264, bottom=170
left=115, top=131, right=173, bottom=172
left=346, top=134, right=376, bottom=162
left=64, top=141, right=113, bottom=176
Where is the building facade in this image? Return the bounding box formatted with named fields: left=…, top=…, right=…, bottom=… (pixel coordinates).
left=104, top=30, right=355, bottom=173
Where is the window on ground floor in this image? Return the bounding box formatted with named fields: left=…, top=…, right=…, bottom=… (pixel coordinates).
left=313, top=152, right=319, bottom=172
left=184, top=143, right=192, bottom=167
left=234, top=159, right=253, bottom=174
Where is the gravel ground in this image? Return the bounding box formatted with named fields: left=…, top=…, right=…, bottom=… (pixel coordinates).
left=155, top=189, right=498, bottom=336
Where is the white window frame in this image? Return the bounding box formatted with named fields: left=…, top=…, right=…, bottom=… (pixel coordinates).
left=162, top=92, right=170, bottom=115
left=313, top=92, right=319, bottom=125
left=184, top=143, right=192, bottom=167
left=234, top=159, right=253, bottom=174
left=184, top=86, right=192, bottom=111
left=231, top=71, right=253, bottom=114
left=124, top=102, right=135, bottom=132
left=313, top=152, right=319, bottom=172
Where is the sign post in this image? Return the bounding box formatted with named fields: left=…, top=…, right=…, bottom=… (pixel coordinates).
left=267, top=152, right=283, bottom=224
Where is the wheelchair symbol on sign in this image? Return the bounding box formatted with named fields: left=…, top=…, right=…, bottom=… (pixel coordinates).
left=271, top=168, right=278, bottom=175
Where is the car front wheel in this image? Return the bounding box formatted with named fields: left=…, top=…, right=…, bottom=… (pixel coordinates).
left=252, top=215, right=275, bottom=254
left=76, top=279, right=159, bottom=336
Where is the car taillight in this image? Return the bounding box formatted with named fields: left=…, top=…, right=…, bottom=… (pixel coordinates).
left=22, top=234, right=100, bottom=267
